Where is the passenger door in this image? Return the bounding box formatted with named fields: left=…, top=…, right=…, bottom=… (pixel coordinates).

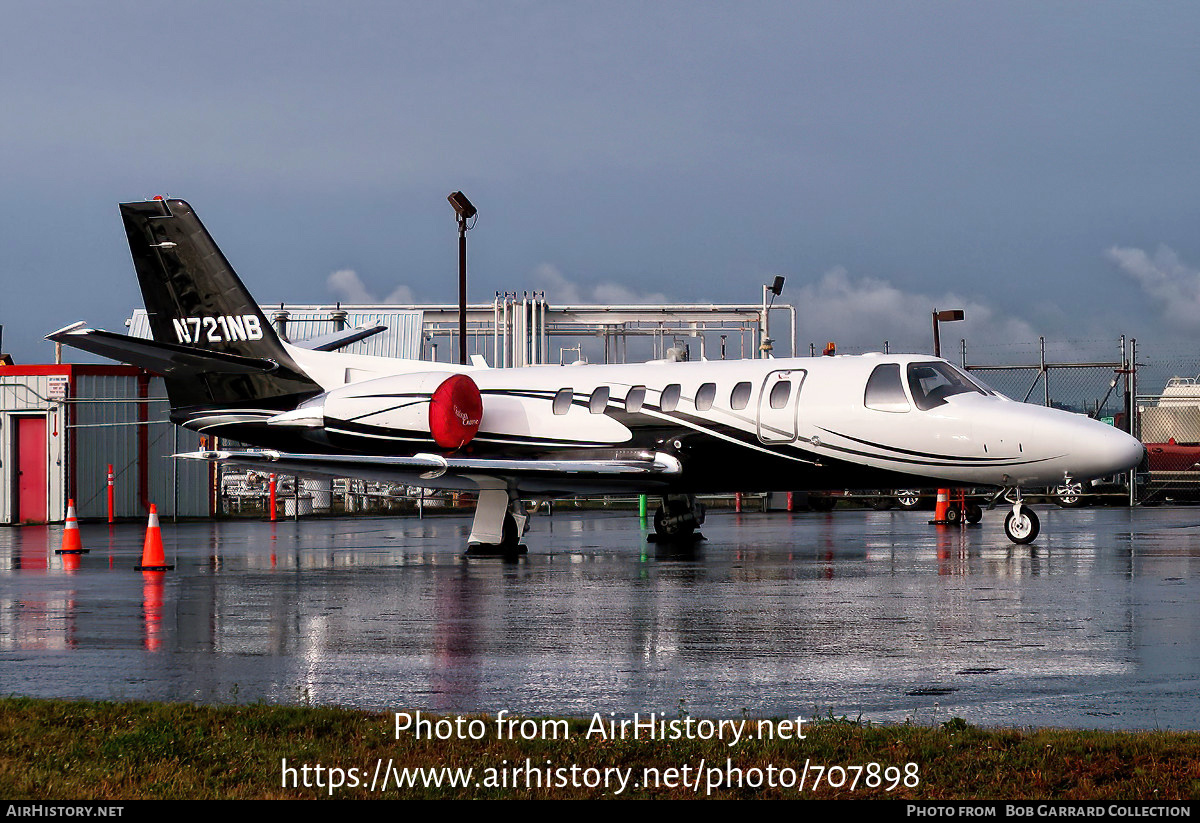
left=757, top=370, right=804, bottom=443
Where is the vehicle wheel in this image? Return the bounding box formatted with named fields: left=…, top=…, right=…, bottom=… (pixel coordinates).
left=896, top=490, right=922, bottom=510
left=1054, top=483, right=1086, bottom=508
left=808, top=495, right=837, bottom=512
left=943, top=505, right=961, bottom=524
left=965, top=503, right=983, bottom=524
left=1004, top=507, right=1040, bottom=544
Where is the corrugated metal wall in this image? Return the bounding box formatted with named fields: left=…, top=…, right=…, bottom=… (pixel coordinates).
left=70, top=373, right=144, bottom=520
left=2, top=372, right=210, bottom=523
left=146, top=378, right=209, bottom=519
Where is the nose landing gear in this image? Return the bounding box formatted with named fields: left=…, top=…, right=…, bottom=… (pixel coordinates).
left=996, top=488, right=1040, bottom=544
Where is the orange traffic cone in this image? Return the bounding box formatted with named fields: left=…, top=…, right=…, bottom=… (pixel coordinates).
left=134, top=504, right=174, bottom=571
left=56, top=499, right=89, bottom=555
left=929, top=488, right=953, bottom=525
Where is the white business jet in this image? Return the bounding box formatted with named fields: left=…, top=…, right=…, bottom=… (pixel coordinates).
left=49, top=198, right=1145, bottom=550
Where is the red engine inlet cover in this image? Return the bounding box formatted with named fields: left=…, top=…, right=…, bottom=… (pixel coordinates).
left=429, top=374, right=483, bottom=449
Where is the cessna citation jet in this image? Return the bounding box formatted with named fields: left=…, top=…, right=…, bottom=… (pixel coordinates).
left=49, top=198, right=1145, bottom=550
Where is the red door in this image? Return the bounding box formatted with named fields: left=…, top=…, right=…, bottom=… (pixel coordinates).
left=16, top=416, right=48, bottom=524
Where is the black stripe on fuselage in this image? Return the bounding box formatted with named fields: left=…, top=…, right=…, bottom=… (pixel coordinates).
left=816, top=426, right=1056, bottom=465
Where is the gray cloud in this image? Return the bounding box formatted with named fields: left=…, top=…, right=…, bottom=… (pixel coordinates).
left=1106, top=245, right=1200, bottom=332
left=326, top=269, right=415, bottom=304
left=531, top=263, right=668, bottom=305
left=794, top=267, right=1040, bottom=354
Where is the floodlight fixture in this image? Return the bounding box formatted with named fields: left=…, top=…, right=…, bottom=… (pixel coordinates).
left=448, top=191, right=477, bottom=221
left=932, top=307, right=965, bottom=357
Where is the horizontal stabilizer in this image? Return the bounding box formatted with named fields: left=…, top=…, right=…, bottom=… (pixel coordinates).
left=290, top=324, right=387, bottom=352
left=47, top=323, right=284, bottom=377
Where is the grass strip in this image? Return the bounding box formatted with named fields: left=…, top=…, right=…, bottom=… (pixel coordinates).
left=0, top=698, right=1197, bottom=799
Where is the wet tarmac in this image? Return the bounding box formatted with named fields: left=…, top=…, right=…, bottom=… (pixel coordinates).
left=1, top=505, right=1198, bottom=730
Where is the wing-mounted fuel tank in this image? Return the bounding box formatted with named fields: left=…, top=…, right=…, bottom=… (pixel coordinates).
left=268, top=371, right=483, bottom=450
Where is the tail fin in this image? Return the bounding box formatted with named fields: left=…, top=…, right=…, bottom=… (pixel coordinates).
left=120, top=198, right=322, bottom=412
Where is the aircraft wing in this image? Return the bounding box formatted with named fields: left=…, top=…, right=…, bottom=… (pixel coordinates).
left=176, top=449, right=683, bottom=494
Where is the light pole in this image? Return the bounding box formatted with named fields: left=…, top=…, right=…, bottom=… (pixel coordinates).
left=932, top=308, right=964, bottom=357
left=760, top=276, right=785, bottom=358
left=448, top=191, right=477, bottom=365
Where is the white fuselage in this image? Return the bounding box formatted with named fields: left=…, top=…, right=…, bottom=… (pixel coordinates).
left=280, top=345, right=1145, bottom=492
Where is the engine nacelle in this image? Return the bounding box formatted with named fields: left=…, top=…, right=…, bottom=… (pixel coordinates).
left=291, top=371, right=483, bottom=449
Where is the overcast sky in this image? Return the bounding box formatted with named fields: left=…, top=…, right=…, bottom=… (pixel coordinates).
left=3, top=2, right=1199, bottom=369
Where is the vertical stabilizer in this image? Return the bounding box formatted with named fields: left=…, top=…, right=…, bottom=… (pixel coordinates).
left=120, top=198, right=322, bottom=413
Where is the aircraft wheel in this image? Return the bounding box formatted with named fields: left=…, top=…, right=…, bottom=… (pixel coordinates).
left=965, top=503, right=983, bottom=524
left=653, top=507, right=694, bottom=538
left=501, top=512, right=520, bottom=549
left=1004, top=507, right=1040, bottom=544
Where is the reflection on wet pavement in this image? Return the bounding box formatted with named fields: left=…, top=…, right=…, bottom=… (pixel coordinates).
left=1, top=506, right=1197, bottom=730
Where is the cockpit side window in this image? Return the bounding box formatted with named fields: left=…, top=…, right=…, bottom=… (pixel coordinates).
left=906, top=362, right=986, bottom=410
left=864, top=363, right=910, bottom=412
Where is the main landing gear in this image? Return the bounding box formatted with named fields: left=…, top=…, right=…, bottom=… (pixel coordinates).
left=466, top=488, right=528, bottom=556
left=649, top=494, right=706, bottom=543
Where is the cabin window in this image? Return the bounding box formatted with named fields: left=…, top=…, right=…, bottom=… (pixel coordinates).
left=695, top=382, right=716, bottom=411
left=625, top=385, right=646, bottom=413
left=589, top=386, right=609, bottom=414
left=661, top=384, right=681, bottom=412
left=730, top=381, right=752, bottom=410
left=907, top=362, right=986, bottom=411
left=769, top=380, right=791, bottom=409
left=864, top=363, right=910, bottom=412
left=553, top=388, right=573, bottom=415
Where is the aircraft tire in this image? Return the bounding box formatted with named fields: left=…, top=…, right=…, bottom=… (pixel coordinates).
left=501, top=512, right=520, bottom=550
left=653, top=507, right=694, bottom=539
left=1004, top=508, right=1040, bottom=544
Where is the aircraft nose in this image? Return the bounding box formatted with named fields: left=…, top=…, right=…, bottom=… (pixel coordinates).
left=1074, top=421, right=1145, bottom=479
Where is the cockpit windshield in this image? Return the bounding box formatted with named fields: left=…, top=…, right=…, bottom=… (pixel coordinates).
left=906, top=362, right=987, bottom=410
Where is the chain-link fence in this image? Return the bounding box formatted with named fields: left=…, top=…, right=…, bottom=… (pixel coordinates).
left=1132, top=342, right=1200, bottom=501
left=962, top=338, right=1130, bottom=421
left=962, top=337, right=1134, bottom=505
